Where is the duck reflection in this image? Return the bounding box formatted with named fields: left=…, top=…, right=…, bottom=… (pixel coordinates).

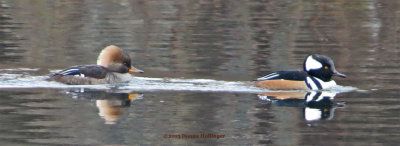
left=65, top=89, right=143, bottom=124
left=257, top=91, right=344, bottom=121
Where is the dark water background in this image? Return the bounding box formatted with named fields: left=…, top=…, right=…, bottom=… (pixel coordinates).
left=0, top=0, right=400, bottom=145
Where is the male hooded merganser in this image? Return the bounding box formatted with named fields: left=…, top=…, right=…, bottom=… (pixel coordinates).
left=49, top=45, right=144, bottom=85
left=254, top=54, right=346, bottom=90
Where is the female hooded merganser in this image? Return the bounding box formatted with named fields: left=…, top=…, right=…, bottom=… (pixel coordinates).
left=49, top=45, right=144, bottom=85
left=254, top=54, right=346, bottom=90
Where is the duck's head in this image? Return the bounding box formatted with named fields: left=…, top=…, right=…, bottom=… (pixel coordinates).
left=303, top=54, right=346, bottom=81
left=97, top=45, right=144, bottom=74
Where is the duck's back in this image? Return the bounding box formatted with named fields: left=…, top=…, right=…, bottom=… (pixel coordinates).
left=50, top=65, right=109, bottom=85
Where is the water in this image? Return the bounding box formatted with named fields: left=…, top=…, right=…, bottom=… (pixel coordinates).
left=0, top=0, right=400, bottom=145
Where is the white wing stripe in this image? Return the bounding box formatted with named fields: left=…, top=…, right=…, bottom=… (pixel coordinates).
left=59, top=69, right=79, bottom=75
left=257, top=72, right=279, bottom=80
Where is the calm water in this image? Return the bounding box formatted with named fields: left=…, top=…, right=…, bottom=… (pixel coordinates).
left=0, top=0, right=399, bottom=145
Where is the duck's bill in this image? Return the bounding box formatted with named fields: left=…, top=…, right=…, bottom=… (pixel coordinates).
left=128, top=66, right=144, bottom=73
left=333, top=72, right=346, bottom=78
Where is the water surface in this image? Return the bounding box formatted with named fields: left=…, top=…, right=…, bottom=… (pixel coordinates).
left=0, top=0, right=399, bottom=145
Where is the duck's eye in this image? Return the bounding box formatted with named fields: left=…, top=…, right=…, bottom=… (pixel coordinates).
left=324, top=66, right=329, bottom=69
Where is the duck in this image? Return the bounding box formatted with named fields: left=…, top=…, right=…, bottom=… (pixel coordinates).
left=49, top=45, right=143, bottom=85
left=254, top=54, right=346, bottom=90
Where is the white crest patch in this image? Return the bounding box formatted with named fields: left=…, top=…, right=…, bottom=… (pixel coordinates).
left=305, top=56, right=322, bottom=71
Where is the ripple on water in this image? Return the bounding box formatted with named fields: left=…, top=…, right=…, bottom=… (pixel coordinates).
left=0, top=67, right=357, bottom=93
left=0, top=70, right=358, bottom=94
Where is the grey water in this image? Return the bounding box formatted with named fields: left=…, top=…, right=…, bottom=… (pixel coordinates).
left=0, top=0, right=399, bottom=145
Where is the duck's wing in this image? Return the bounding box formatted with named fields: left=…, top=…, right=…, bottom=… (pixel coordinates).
left=53, top=65, right=108, bottom=79
left=255, top=70, right=307, bottom=81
